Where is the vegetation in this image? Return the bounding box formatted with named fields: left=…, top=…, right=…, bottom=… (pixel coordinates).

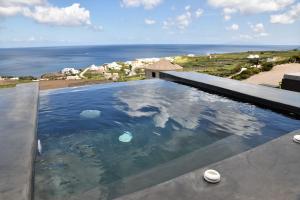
left=84, top=70, right=106, bottom=80
left=174, top=49, right=300, bottom=80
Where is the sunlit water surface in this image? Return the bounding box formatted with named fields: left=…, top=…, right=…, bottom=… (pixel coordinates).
left=35, top=80, right=300, bottom=200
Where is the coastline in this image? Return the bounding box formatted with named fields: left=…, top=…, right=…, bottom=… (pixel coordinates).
left=1, top=48, right=299, bottom=90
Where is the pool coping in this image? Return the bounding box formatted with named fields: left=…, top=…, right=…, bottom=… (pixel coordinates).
left=160, top=71, right=300, bottom=117
left=0, top=83, right=39, bottom=200
left=115, top=129, right=300, bottom=200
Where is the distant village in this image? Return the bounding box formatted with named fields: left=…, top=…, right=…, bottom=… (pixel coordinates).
left=0, top=56, right=181, bottom=82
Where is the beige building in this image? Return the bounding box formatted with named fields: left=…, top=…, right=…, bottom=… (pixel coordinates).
left=143, top=59, right=183, bottom=79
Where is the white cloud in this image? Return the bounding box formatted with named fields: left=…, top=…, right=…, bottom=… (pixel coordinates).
left=226, top=23, right=239, bottom=31
left=23, top=3, right=91, bottom=26
left=185, top=5, right=191, bottom=11
left=239, top=34, right=253, bottom=39
left=0, top=1, right=101, bottom=30
left=208, top=0, right=295, bottom=20
left=223, top=8, right=237, bottom=20
left=145, top=18, right=156, bottom=25
left=250, top=23, right=269, bottom=37
left=121, top=0, right=162, bottom=9
left=176, top=11, right=192, bottom=29
left=270, top=3, right=300, bottom=24
left=195, top=8, right=204, bottom=18
left=163, top=7, right=204, bottom=30
left=251, top=23, right=265, bottom=32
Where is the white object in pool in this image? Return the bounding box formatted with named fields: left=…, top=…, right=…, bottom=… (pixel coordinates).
left=119, top=131, right=133, bottom=143
left=293, top=135, right=300, bottom=144
left=80, top=110, right=101, bottom=119
left=203, top=169, right=221, bottom=183
left=37, top=139, right=42, bottom=155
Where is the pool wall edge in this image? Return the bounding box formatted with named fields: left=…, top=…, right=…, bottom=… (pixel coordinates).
left=160, top=71, right=300, bottom=117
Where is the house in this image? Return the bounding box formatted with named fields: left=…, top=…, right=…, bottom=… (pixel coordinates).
left=9, top=77, right=19, bottom=80
left=106, top=62, right=122, bottom=70
left=66, top=75, right=81, bottom=80
left=89, top=64, right=100, bottom=71
left=143, top=59, right=183, bottom=79
left=61, top=68, right=80, bottom=75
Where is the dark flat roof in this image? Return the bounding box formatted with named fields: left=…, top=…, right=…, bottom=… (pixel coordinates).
left=115, top=129, right=300, bottom=200
left=160, top=71, right=300, bottom=116
left=0, top=83, right=39, bottom=200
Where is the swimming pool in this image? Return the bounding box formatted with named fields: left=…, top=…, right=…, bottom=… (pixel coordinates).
left=34, top=79, right=300, bottom=200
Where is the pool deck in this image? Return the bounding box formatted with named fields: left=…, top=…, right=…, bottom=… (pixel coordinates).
left=160, top=71, right=300, bottom=116
left=115, top=129, right=300, bottom=200
left=0, top=83, right=39, bottom=200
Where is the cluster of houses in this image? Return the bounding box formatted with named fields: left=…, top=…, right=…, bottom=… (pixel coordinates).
left=0, top=76, right=19, bottom=81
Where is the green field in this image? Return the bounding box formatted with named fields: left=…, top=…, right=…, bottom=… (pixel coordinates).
left=174, top=49, right=300, bottom=80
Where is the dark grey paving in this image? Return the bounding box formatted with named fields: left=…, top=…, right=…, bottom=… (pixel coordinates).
left=0, top=83, right=39, bottom=200
left=115, top=129, right=300, bottom=200
left=160, top=71, right=300, bottom=116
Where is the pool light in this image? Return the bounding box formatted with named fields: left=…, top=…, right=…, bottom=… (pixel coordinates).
left=80, top=110, right=101, bottom=119
left=119, top=131, right=133, bottom=143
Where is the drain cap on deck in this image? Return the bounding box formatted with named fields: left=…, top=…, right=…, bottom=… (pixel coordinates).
left=293, top=135, right=300, bottom=144
left=203, top=169, right=221, bottom=183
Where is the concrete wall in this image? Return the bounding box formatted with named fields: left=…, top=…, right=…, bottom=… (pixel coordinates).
left=0, top=83, right=39, bottom=200
left=145, top=70, right=160, bottom=79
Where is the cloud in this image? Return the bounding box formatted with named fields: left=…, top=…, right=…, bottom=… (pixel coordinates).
left=163, top=7, right=204, bottom=30
left=195, top=8, right=204, bottom=18
left=185, top=5, right=191, bottom=11
left=250, top=23, right=269, bottom=36
left=145, top=18, right=156, bottom=25
left=208, top=0, right=295, bottom=19
left=226, top=23, right=239, bottom=31
left=0, top=0, right=101, bottom=30
left=270, top=3, right=300, bottom=24
left=176, top=11, right=192, bottom=29
left=239, top=34, right=253, bottom=39
left=223, top=8, right=237, bottom=20
left=121, top=0, right=163, bottom=9
left=23, top=3, right=91, bottom=26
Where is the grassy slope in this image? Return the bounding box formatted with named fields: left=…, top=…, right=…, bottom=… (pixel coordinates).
left=174, top=49, right=300, bottom=79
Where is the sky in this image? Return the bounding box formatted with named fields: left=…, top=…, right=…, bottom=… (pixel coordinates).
left=0, top=0, right=299, bottom=47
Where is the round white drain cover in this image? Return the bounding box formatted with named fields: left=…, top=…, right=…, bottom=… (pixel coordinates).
left=203, top=169, right=221, bottom=183
left=293, top=135, right=300, bottom=144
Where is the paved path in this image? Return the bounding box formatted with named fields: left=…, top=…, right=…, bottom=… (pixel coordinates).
left=243, top=63, right=300, bottom=86
left=79, top=67, right=89, bottom=79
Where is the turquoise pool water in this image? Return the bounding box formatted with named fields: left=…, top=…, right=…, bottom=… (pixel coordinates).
left=35, top=80, right=300, bottom=200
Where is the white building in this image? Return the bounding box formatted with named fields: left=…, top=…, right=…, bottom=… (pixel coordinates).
left=106, top=62, right=122, bottom=70
left=89, top=64, right=100, bottom=71
left=9, top=77, right=19, bottom=80
left=137, top=58, right=160, bottom=63
left=247, top=55, right=260, bottom=59
left=66, top=75, right=81, bottom=80
left=61, top=68, right=80, bottom=75
left=187, top=54, right=195, bottom=57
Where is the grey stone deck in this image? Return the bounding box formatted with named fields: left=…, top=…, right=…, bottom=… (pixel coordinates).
left=160, top=71, right=300, bottom=116
left=0, top=83, right=39, bottom=200
left=115, top=129, right=300, bottom=200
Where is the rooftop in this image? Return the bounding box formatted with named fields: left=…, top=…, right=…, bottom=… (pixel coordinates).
left=143, top=60, right=183, bottom=71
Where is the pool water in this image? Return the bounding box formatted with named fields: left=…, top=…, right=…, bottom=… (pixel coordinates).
left=34, top=80, right=300, bottom=200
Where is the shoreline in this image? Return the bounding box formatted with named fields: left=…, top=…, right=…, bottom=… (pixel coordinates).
left=1, top=49, right=299, bottom=90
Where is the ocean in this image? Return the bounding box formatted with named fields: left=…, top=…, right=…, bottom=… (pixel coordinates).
left=0, top=44, right=298, bottom=77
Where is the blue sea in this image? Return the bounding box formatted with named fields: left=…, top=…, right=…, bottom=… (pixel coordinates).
left=0, top=44, right=298, bottom=77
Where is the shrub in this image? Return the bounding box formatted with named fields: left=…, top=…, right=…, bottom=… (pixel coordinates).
left=289, top=55, right=300, bottom=63
left=232, top=68, right=260, bottom=80
left=261, top=62, right=273, bottom=71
